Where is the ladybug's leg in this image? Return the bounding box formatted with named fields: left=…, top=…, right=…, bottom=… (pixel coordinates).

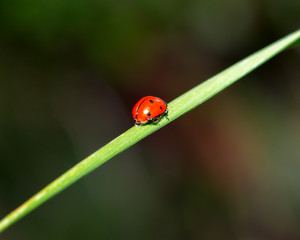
left=152, top=114, right=164, bottom=123
left=152, top=116, right=161, bottom=123
left=146, top=109, right=169, bottom=124
left=134, top=119, right=143, bottom=126
left=164, top=109, right=169, bottom=120
left=146, top=117, right=154, bottom=122
left=152, top=109, right=169, bottom=124
left=146, top=115, right=159, bottom=123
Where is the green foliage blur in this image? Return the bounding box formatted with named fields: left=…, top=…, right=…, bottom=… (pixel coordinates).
left=0, top=0, right=300, bottom=239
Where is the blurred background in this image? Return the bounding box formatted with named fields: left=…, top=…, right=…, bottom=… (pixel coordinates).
left=0, top=0, right=300, bottom=239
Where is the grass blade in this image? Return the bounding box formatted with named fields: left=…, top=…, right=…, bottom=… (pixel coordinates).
left=0, top=29, right=299, bottom=233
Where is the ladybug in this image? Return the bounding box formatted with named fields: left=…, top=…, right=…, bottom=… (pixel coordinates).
left=132, top=96, right=168, bottom=126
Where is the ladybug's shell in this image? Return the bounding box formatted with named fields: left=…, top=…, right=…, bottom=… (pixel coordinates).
left=132, top=96, right=167, bottom=125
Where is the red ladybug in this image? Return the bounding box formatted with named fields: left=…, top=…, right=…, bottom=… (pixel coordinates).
left=132, top=96, right=168, bottom=126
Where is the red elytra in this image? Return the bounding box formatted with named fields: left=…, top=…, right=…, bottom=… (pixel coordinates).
left=132, top=96, right=168, bottom=126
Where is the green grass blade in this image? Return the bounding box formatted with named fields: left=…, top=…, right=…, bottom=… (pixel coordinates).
left=1, top=29, right=300, bottom=233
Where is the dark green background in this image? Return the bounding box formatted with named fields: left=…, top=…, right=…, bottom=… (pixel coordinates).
left=1, top=0, right=300, bottom=239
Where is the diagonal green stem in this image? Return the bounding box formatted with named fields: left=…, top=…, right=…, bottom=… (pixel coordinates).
left=1, top=29, right=300, bottom=233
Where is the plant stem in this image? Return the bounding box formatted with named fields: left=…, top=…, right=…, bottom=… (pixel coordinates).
left=1, top=29, right=300, bottom=234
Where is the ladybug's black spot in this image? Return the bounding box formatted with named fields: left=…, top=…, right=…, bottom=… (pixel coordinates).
left=149, top=100, right=154, bottom=103
left=160, top=106, right=163, bottom=110
left=147, top=112, right=151, bottom=116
